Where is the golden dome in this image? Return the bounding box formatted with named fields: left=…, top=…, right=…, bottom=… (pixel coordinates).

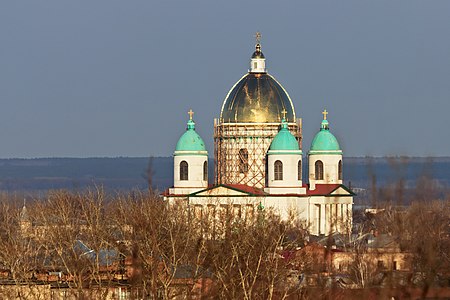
left=220, top=72, right=296, bottom=123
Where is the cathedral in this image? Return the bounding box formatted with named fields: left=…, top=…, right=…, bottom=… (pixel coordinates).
left=164, top=35, right=353, bottom=236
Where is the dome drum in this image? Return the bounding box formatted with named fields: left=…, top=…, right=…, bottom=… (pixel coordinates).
left=214, top=119, right=301, bottom=188
left=308, top=115, right=343, bottom=189
left=214, top=41, right=302, bottom=189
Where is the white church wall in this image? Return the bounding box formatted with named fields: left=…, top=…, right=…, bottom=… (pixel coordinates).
left=267, top=154, right=302, bottom=188
left=173, top=155, right=208, bottom=188
left=265, top=196, right=309, bottom=221
left=308, top=154, right=342, bottom=188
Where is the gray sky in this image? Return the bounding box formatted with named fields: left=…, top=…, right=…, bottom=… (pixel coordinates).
left=0, top=0, right=449, bottom=158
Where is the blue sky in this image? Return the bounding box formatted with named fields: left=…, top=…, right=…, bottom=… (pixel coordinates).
left=0, top=1, right=449, bottom=158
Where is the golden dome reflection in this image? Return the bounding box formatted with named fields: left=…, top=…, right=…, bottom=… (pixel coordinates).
left=220, top=73, right=296, bottom=123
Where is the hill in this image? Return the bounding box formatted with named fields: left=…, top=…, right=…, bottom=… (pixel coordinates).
left=0, top=157, right=448, bottom=200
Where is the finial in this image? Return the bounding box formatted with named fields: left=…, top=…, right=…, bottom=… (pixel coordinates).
left=322, top=109, right=328, bottom=120
left=281, top=109, right=287, bottom=120
left=188, top=109, right=194, bottom=120
left=255, top=31, right=261, bottom=45
left=250, top=32, right=266, bottom=73
left=257, top=201, right=264, bottom=211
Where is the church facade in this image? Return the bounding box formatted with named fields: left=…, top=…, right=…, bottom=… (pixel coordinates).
left=164, top=37, right=353, bottom=236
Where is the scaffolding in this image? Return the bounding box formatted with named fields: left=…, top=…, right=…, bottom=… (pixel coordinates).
left=214, top=118, right=302, bottom=188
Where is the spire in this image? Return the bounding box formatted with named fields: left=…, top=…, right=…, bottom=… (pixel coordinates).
left=280, top=109, right=288, bottom=129
left=186, top=109, right=196, bottom=130
left=250, top=32, right=266, bottom=73
left=255, top=31, right=261, bottom=45
left=321, top=109, right=330, bottom=131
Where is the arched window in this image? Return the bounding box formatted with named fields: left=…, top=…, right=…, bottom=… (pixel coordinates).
left=239, top=149, right=249, bottom=174
left=203, top=161, right=208, bottom=181
left=274, top=160, right=283, bottom=180
left=338, top=160, right=342, bottom=180
left=315, top=160, right=324, bottom=180
left=298, top=160, right=302, bottom=181
left=180, top=161, right=188, bottom=181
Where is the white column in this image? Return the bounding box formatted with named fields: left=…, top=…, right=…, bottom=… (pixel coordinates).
left=337, top=204, right=342, bottom=232
left=320, top=204, right=326, bottom=235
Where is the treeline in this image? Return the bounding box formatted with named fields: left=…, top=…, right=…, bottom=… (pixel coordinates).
left=0, top=189, right=309, bottom=299
left=0, top=189, right=449, bottom=299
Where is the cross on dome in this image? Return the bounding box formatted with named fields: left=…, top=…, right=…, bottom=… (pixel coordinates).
left=322, top=109, right=328, bottom=120
left=188, top=109, right=194, bottom=120
left=255, top=31, right=261, bottom=44
left=250, top=31, right=266, bottom=73
left=281, top=109, right=287, bottom=120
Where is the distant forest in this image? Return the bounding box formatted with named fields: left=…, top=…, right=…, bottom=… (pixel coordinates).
left=0, top=157, right=449, bottom=204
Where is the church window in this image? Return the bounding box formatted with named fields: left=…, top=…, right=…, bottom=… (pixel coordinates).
left=274, top=160, right=283, bottom=180
left=238, top=149, right=249, bottom=174
left=180, top=161, right=188, bottom=181
left=297, top=160, right=302, bottom=181
left=203, top=161, right=208, bottom=181
left=338, top=160, right=342, bottom=180
left=315, top=160, right=324, bottom=180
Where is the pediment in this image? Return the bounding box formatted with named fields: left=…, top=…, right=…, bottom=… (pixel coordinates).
left=189, top=184, right=266, bottom=197
left=330, top=186, right=353, bottom=196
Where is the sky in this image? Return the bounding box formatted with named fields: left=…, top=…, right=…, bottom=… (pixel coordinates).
left=0, top=1, right=449, bottom=158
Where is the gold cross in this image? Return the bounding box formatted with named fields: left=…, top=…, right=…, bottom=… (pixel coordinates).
left=188, top=109, right=194, bottom=120
left=281, top=109, right=287, bottom=120
left=255, top=31, right=261, bottom=44
left=322, top=109, right=328, bottom=120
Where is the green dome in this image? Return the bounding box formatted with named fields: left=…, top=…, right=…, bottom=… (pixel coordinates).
left=175, top=119, right=207, bottom=153
left=310, top=119, right=342, bottom=153
left=268, top=119, right=301, bottom=152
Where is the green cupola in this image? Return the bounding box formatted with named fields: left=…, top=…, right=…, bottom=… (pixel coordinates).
left=174, top=110, right=207, bottom=156
left=309, top=110, right=342, bottom=154
left=268, top=116, right=302, bottom=154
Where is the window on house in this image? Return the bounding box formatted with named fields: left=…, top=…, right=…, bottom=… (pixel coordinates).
left=315, top=160, right=324, bottom=180
left=180, top=161, right=188, bottom=181
left=274, top=160, right=283, bottom=180
left=338, top=160, right=342, bottom=180
left=298, top=160, right=302, bottom=181
left=203, top=161, right=208, bottom=181
left=239, top=149, right=249, bottom=174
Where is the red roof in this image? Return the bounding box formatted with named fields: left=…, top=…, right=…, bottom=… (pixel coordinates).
left=164, top=184, right=351, bottom=197
left=306, top=184, right=341, bottom=196
left=162, top=184, right=266, bottom=197
left=222, top=184, right=266, bottom=196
